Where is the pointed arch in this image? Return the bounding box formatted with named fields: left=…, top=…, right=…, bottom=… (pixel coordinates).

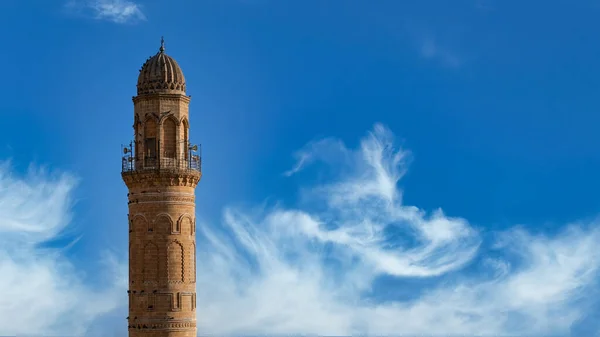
left=180, top=117, right=189, bottom=133
left=145, top=112, right=160, bottom=122
left=143, top=242, right=159, bottom=283
left=143, top=117, right=158, bottom=167
left=167, top=240, right=184, bottom=283
left=162, top=116, right=177, bottom=159
left=143, top=115, right=159, bottom=136
left=158, top=112, right=176, bottom=124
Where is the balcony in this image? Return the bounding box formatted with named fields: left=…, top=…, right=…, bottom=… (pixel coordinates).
left=121, top=142, right=201, bottom=174
left=121, top=156, right=201, bottom=173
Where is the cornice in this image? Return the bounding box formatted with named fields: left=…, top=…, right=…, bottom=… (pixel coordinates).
left=132, top=94, right=191, bottom=104
left=127, top=194, right=195, bottom=205
left=128, top=191, right=195, bottom=204
left=128, top=321, right=196, bottom=331
left=122, top=170, right=201, bottom=189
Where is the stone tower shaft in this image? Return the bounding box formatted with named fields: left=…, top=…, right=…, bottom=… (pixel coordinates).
left=122, top=40, right=201, bottom=337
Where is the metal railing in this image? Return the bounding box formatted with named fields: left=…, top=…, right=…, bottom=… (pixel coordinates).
left=121, top=141, right=202, bottom=174
left=121, top=156, right=201, bottom=173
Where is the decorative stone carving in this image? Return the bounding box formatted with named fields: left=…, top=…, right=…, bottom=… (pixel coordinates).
left=122, top=170, right=201, bottom=189
left=137, top=50, right=186, bottom=96
left=128, top=321, right=196, bottom=330
left=128, top=195, right=195, bottom=204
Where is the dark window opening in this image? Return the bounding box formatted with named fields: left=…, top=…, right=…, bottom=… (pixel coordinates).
left=145, top=138, right=156, bottom=158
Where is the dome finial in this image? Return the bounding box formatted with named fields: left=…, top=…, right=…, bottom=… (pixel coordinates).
left=159, top=36, right=165, bottom=53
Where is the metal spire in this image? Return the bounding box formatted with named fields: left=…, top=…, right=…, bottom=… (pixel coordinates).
left=159, top=36, right=165, bottom=53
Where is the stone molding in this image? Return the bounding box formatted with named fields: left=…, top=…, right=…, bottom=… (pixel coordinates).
left=122, top=170, right=201, bottom=189
left=128, top=321, right=196, bottom=331
left=133, top=94, right=191, bottom=104
left=129, top=194, right=195, bottom=203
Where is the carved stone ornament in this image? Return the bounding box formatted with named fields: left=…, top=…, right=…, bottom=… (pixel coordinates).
left=122, top=170, right=201, bottom=189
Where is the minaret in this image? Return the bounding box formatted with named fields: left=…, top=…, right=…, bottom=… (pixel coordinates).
left=122, top=38, right=201, bottom=337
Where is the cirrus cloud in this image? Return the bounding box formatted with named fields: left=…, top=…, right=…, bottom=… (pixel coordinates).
left=64, top=0, right=146, bottom=24
left=0, top=162, right=125, bottom=336
left=1, top=124, right=599, bottom=336
left=195, top=124, right=600, bottom=336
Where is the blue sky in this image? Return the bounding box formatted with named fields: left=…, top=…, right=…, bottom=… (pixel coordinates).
left=2, top=0, right=600, bottom=335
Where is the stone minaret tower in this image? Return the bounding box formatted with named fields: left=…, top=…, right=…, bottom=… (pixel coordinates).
left=121, top=38, right=201, bottom=337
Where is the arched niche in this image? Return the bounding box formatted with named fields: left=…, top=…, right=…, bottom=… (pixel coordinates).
left=167, top=240, right=184, bottom=283
left=131, top=215, right=148, bottom=233
left=177, top=215, right=194, bottom=235
left=154, top=214, right=173, bottom=235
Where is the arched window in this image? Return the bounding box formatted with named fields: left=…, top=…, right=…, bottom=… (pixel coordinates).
left=144, top=119, right=157, bottom=159
left=163, top=118, right=177, bottom=158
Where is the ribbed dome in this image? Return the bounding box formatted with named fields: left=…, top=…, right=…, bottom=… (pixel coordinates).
left=137, top=39, right=186, bottom=95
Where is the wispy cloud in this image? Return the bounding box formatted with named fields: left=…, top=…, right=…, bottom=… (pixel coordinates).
left=1, top=124, right=600, bottom=336
left=402, top=21, right=463, bottom=68
left=0, top=162, right=125, bottom=336
left=418, top=35, right=461, bottom=68
left=195, top=124, right=600, bottom=336
left=65, top=0, right=146, bottom=24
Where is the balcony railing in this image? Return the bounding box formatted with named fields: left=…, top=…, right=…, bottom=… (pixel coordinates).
left=121, top=141, right=202, bottom=173
left=121, top=156, right=201, bottom=173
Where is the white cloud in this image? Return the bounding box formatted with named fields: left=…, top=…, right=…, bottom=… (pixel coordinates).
left=65, top=0, right=146, bottom=24
left=194, top=124, right=600, bottom=336
left=0, top=162, right=125, bottom=336
left=1, top=124, right=600, bottom=336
